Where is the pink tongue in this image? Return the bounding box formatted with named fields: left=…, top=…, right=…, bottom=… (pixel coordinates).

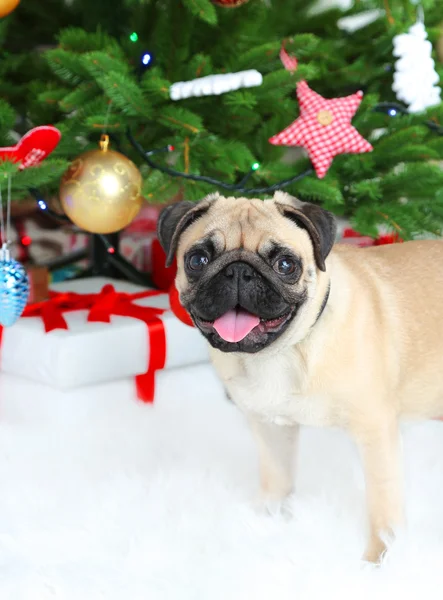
left=213, top=308, right=260, bottom=343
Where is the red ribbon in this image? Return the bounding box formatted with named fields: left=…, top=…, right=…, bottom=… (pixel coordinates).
left=0, top=284, right=168, bottom=403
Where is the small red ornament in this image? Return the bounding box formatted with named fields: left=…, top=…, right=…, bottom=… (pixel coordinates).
left=0, top=126, right=61, bottom=170
left=149, top=237, right=194, bottom=327
left=341, top=228, right=375, bottom=248
left=211, top=0, right=250, bottom=6
left=21, top=235, right=32, bottom=247
left=374, top=233, right=403, bottom=246
left=341, top=228, right=403, bottom=247
left=269, top=47, right=372, bottom=179
left=151, top=239, right=177, bottom=292
left=169, top=283, right=194, bottom=328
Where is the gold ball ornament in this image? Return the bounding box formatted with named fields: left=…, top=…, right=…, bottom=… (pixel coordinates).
left=0, top=0, right=20, bottom=18
left=60, top=135, right=143, bottom=234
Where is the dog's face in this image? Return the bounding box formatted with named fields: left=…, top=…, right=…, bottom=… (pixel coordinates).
left=157, top=192, right=336, bottom=353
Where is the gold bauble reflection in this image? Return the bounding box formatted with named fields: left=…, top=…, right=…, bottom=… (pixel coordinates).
left=0, top=0, right=20, bottom=18
left=60, top=136, right=142, bottom=234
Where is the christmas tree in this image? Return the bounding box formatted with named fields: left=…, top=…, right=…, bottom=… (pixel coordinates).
left=2, top=0, right=443, bottom=239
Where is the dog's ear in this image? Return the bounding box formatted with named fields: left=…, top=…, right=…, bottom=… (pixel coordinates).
left=157, top=196, right=216, bottom=267
left=274, top=192, right=336, bottom=272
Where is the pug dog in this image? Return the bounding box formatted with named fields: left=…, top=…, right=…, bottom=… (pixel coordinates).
left=157, top=191, right=443, bottom=563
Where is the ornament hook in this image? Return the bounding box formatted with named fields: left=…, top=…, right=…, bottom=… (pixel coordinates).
left=0, top=174, right=12, bottom=250
left=0, top=242, right=10, bottom=262
left=100, top=134, right=110, bottom=152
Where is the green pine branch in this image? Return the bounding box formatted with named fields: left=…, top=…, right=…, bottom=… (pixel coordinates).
left=46, top=49, right=90, bottom=85
left=12, top=159, right=70, bottom=189
left=182, top=0, right=218, bottom=26
left=96, top=71, right=151, bottom=117
left=141, top=67, right=171, bottom=103
left=292, top=176, right=345, bottom=208
left=82, top=51, right=130, bottom=79
left=0, top=99, right=16, bottom=132
left=142, top=170, right=182, bottom=203
left=59, top=83, right=100, bottom=112
left=157, top=106, right=204, bottom=135
left=58, top=27, right=124, bottom=58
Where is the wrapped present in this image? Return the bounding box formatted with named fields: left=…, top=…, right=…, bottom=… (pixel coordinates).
left=0, top=277, right=209, bottom=402
left=13, top=216, right=89, bottom=266
left=120, top=230, right=157, bottom=272
left=120, top=205, right=163, bottom=272
left=125, top=204, right=162, bottom=233
left=26, top=266, right=49, bottom=304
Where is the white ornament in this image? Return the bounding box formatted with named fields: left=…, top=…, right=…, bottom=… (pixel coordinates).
left=337, top=9, right=383, bottom=33
left=392, top=21, right=441, bottom=113
left=170, top=70, right=263, bottom=101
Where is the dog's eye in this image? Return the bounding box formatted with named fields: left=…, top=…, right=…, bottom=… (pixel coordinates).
left=274, top=256, right=296, bottom=275
left=188, top=252, right=209, bottom=271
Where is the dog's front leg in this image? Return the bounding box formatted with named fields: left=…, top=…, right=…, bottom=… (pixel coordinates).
left=248, top=416, right=299, bottom=514
left=354, top=418, right=404, bottom=563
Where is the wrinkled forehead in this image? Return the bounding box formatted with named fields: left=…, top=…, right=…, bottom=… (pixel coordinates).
left=179, top=198, right=279, bottom=251
left=204, top=198, right=281, bottom=252
left=177, top=196, right=312, bottom=260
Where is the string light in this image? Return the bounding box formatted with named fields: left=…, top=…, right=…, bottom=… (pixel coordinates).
left=141, top=52, right=152, bottom=66
left=130, top=45, right=312, bottom=195
left=126, top=99, right=443, bottom=196
left=30, top=189, right=70, bottom=222
left=32, top=189, right=121, bottom=258
left=129, top=32, right=139, bottom=42
left=31, top=99, right=443, bottom=218
left=374, top=101, right=443, bottom=134
left=126, top=127, right=312, bottom=194
left=374, top=102, right=408, bottom=116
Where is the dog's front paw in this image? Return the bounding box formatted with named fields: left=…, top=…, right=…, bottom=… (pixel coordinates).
left=253, top=493, right=294, bottom=520
left=363, top=537, right=387, bottom=565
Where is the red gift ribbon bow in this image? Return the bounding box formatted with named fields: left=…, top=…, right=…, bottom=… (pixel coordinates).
left=0, top=284, right=168, bottom=403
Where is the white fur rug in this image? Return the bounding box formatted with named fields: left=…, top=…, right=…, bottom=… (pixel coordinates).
left=1, top=365, right=443, bottom=599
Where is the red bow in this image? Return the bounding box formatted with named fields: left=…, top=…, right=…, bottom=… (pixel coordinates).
left=0, top=285, right=168, bottom=403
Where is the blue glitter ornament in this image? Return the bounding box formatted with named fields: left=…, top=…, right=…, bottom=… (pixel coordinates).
left=0, top=245, right=29, bottom=327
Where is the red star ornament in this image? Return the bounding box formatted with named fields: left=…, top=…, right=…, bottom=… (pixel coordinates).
left=269, top=81, right=373, bottom=179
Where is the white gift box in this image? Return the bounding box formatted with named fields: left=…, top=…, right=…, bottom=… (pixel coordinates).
left=0, top=277, right=209, bottom=392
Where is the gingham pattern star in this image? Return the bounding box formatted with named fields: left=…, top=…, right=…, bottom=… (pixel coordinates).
left=269, top=80, right=373, bottom=178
